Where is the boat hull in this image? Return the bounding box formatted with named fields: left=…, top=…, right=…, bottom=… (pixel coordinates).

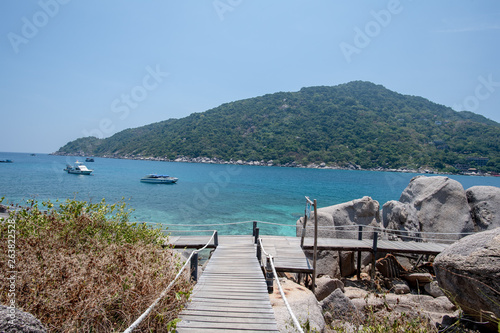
left=140, top=177, right=178, bottom=184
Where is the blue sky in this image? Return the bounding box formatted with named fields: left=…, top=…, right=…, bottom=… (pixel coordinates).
left=1, top=1, right=499, bottom=153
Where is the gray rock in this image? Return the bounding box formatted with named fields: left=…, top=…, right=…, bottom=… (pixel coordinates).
left=466, top=185, right=500, bottom=231
left=392, top=279, right=410, bottom=294
left=0, top=306, right=47, bottom=333
left=314, top=276, right=344, bottom=301
left=320, top=288, right=364, bottom=324
left=304, top=249, right=340, bottom=278
left=297, top=196, right=381, bottom=239
left=382, top=200, right=421, bottom=241
left=434, top=227, right=500, bottom=331
left=399, top=176, right=474, bottom=241
left=270, top=278, right=325, bottom=333
left=424, top=281, right=445, bottom=298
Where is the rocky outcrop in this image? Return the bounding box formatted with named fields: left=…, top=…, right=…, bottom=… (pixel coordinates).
left=270, top=278, right=325, bottom=332
left=314, top=276, right=344, bottom=302
left=321, top=288, right=364, bottom=325
left=466, top=186, right=500, bottom=231
left=0, top=306, right=47, bottom=333
left=433, top=227, right=500, bottom=331
left=382, top=200, right=421, bottom=241
left=297, top=196, right=381, bottom=239
left=384, top=176, right=474, bottom=241
left=345, top=286, right=458, bottom=327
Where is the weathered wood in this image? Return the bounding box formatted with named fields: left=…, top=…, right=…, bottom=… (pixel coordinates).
left=176, top=236, right=279, bottom=332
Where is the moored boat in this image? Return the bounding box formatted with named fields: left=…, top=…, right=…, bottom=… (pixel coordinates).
left=64, top=161, right=93, bottom=175
left=140, top=174, right=178, bottom=184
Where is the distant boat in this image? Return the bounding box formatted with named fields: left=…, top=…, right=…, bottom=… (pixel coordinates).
left=64, top=161, right=93, bottom=175
left=30, top=153, right=36, bottom=156
left=0, top=159, right=13, bottom=163
left=85, top=157, right=95, bottom=162
left=140, top=174, right=178, bottom=184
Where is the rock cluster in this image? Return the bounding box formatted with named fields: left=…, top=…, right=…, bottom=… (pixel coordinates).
left=434, top=227, right=500, bottom=332
left=290, top=175, right=500, bottom=332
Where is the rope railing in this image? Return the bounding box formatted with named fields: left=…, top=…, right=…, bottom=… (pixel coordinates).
left=128, top=219, right=475, bottom=245
left=258, top=238, right=304, bottom=333
left=123, top=230, right=218, bottom=333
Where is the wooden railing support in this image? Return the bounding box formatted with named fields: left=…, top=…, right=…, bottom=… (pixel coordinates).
left=257, top=240, right=262, bottom=263
left=254, top=227, right=259, bottom=244
left=357, top=226, right=363, bottom=280
left=371, top=231, right=378, bottom=280
left=214, top=230, right=219, bottom=248
left=190, top=252, right=199, bottom=282
left=265, top=257, right=274, bottom=293
left=252, top=221, right=257, bottom=236
left=312, top=199, right=318, bottom=293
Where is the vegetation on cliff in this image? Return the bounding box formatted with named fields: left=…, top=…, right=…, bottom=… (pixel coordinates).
left=0, top=198, right=191, bottom=332
left=56, top=81, right=500, bottom=173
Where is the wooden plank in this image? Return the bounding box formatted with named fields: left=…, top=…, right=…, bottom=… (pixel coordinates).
left=177, top=236, right=278, bottom=332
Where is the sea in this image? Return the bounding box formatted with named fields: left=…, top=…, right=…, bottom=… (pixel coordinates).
left=1, top=152, right=500, bottom=236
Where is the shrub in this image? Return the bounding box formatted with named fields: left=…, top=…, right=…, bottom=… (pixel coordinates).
left=0, top=198, right=192, bottom=332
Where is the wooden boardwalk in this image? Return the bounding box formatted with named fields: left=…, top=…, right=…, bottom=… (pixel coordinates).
left=176, top=236, right=279, bottom=332
left=301, top=237, right=449, bottom=255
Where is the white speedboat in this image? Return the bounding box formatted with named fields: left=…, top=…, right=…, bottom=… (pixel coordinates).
left=64, top=161, right=93, bottom=175
left=140, top=174, right=178, bottom=184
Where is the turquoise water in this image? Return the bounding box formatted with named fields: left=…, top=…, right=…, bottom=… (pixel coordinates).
left=2, top=152, right=500, bottom=236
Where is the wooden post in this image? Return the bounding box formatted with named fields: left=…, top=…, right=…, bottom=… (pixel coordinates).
left=265, top=257, right=274, bottom=293
left=300, top=214, right=308, bottom=248
left=254, top=228, right=259, bottom=244
left=191, top=252, right=199, bottom=282
left=357, top=226, right=363, bottom=280
left=253, top=221, right=257, bottom=236
left=257, top=240, right=262, bottom=262
left=371, top=231, right=378, bottom=280
left=312, top=199, right=318, bottom=293
left=214, top=231, right=219, bottom=248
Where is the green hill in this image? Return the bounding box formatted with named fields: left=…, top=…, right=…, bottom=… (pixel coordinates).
left=55, top=81, right=500, bottom=173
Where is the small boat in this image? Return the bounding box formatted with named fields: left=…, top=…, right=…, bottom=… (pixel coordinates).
left=0, top=159, right=13, bottom=163
left=85, top=157, right=94, bottom=162
left=64, top=161, right=93, bottom=175
left=140, top=174, right=178, bottom=184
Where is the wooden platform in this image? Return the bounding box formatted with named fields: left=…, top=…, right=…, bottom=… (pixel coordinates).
left=176, top=237, right=279, bottom=332
left=301, top=237, right=449, bottom=255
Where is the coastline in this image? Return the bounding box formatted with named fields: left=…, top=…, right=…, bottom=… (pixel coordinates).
left=50, top=152, right=493, bottom=177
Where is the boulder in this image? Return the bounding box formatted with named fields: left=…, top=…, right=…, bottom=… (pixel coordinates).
left=398, top=176, right=474, bottom=241
left=0, top=306, right=47, bottom=333
left=382, top=200, right=421, bottom=241
left=297, top=196, right=381, bottom=239
left=270, top=278, right=325, bottom=333
left=434, top=227, right=500, bottom=331
left=391, top=279, right=410, bottom=294
left=303, top=249, right=340, bottom=278
left=314, top=276, right=344, bottom=301
left=424, top=281, right=445, bottom=298
left=320, top=288, right=364, bottom=324
left=466, top=186, right=500, bottom=231
left=345, top=286, right=457, bottom=326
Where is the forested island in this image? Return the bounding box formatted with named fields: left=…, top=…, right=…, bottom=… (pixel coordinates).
left=55, top=81, right=500, bottom=174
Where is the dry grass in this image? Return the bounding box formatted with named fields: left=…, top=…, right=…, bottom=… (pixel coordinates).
left=0, top=198, right=193, bottom=332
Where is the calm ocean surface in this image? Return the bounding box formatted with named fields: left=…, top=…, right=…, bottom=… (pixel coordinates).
left=2, top=152, right=500, bottom=236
